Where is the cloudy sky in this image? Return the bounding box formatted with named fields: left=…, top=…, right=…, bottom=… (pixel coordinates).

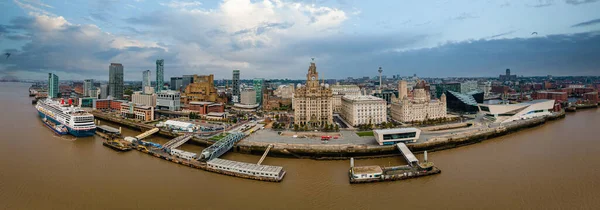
left=1, top=0, right=599, bottom=81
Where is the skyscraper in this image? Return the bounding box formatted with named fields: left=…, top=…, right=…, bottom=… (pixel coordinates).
left=142, top=70, right=151, bottom=93
left=232, top=70, right=240, bottom=103
left=48, top=73, right=59, bottom=98
left=100, top=84, right=108, bottom=99
left=156, top=59, right=164, bottom=93
left=170, top=77, right=183, bottom=91
left=182, top=75, right=194, bottom=91
left=253, top=78, right=264, bottom=105
left=108, top=63, right=124, bottom=99
left=83, top=79, right=93, bottom=97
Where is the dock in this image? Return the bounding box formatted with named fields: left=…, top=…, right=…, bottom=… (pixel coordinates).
left=349, top=143, right=441, bottom=184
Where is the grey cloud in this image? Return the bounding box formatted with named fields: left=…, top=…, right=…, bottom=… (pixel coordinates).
left=565, top=0, right=600, bottom=5
left=232, top=22, right=295, bottom=36
left=571, top=18, right=600, bottom=27
left=529, top=0, right=555, bottom=7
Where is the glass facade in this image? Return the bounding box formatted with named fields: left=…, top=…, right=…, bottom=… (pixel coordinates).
left=383, top=132, right=417, bottom=140
left=108, top=63, right=124, bottom=99
left=48, top=73, right=59, bottom=98
left=156, top=59, right=164, bottom=93
left=253, top=78, right=264, bottom=105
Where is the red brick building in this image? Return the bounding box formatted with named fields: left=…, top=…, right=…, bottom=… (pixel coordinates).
left=583, top=92, right=598, bottom=104
left=187, top=101, right=224, bottom=114
left=532, top=91, right=568, bottom=102
left=95, top=99, right=124, bottom=111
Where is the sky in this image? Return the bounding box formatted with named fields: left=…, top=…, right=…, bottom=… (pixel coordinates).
left=1, top=0, right=600, bottom=81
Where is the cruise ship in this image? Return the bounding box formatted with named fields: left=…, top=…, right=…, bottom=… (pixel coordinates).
left=35, top=98, right=96, bottom=137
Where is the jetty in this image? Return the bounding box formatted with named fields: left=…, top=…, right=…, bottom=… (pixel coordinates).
left=349, top=143, right=441, bottom=184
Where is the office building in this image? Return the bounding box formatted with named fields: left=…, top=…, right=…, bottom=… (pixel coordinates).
left=120, top=102, right=154, bottom=122
left=100, top=84, right=108, bottom=99
left=48, top=73, right=59, bottom=98
left=373, top=90, right=398, bottom=104
left=181, top=74, right=226, bottom=104
left=170, top=77, right=183, bottom=91
left=330, top=85, right=361, bottom=113
left=293, top=59, right=333, bottom=127
left=157, top=90, right=181, bottom=111
left=253, top=78, right=264, bottom=105
left=373, top=128, right=421, bottom=145
left=391, top=84, right=447, bottom=123
left=460, top=81, right=479, bottom=94
left=182, top=75, right=194, bottom=91
left=156, top=59, right=164, bottom=92
left=188, top=101, right=225, bottom=114
left=340, top=95, right=387, bottom=126
left=232, top=70, right=240, bottom=103
left=240, top=89, right=257, bottom=105
left=445, top=90, right=484, bottom=113
left=131, top=91, right=157, bottom=107
left=142, top=70, right=151, bottom=93
left=274, top=85, right=295, bottom=99
left=108, top=63, right=124, bottom=99
left=83, top=79, right=94, bottom=97
left=432, top=83, right=461, bottom=99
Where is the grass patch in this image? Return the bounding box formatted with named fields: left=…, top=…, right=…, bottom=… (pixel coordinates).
left=209, top=133, right=228, bottom=141
left=356, top=131, right=374, bottom=137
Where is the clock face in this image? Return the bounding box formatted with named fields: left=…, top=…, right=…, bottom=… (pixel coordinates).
left=311, top=76, right=316, bottom=81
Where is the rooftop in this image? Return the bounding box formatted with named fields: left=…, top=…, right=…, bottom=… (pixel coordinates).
left=373, top=128, right=421, bottom=135
left=352, top=165, right=383, bottom=174
left=342, top=95, right=385, bottom=102
left=208, top=158, right=283, bottom=174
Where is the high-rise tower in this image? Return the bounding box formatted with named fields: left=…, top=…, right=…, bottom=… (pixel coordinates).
left=232, top=70, right=240, bottom=103
left=108, top=63, right=124, bottom=99
left=156, top=59, right=164, bottom=93
left=48, top=73, right=59, bottom=98
left=142, top=70, right=151, bottom=93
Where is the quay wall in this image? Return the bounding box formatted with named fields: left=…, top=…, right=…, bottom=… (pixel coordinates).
left=93, top=111, right=566, bottom=160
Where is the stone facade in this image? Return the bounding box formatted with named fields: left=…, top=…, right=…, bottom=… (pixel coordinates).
left=181, top=74, right=227, bottom=104
left=340, top=95, right=387, bottom=126
left=293, top=60, right=333, bottom=127
left=330, top=85, right=361, bottom=113
left=391, top=86, right=447, bottom=123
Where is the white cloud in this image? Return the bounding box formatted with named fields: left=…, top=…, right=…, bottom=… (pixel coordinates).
left=160, top=0, right=202, bottom=9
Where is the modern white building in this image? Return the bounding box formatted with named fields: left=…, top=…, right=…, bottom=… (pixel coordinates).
left=373, top=128, right=421, bottom=145
left=157, top=90, right=181, bottom=111
left=340, top=95, right=387, bottom=126
left=477, top=99, right=555, bottom=123
left=131, top=91, right=157, bottom=107
left=240, top=89, right=257, bottom=105
left=274, top=85, right=294, bottom=99
left=331, top=84, right=361, bottom=113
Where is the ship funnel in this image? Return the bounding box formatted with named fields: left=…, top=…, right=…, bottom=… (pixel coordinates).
left=424, top=151, right=428, bottom=163
left=350, top=157, right=355, bottom=168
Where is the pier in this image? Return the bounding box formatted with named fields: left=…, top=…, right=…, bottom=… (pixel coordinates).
left=349, top=143, right=441, bottom=184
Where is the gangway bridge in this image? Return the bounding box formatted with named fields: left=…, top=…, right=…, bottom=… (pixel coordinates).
left=135, top=128, right=160, bottom=140
left=257, top=144, right=273, bottom=165
left=396, top=143, right=419, bottom=167
left=197, top=132, right=245, bottom=161
left=162, top=134, right=193, bottom=150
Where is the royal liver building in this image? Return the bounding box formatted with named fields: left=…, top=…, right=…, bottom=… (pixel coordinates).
left=293, top=59, right=333, bottom=127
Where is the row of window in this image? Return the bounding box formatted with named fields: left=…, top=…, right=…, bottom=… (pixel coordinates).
left=211, top=165, right=279, bottom=178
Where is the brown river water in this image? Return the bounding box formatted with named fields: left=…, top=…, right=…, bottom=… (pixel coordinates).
left=1, top=82, right=600, bottom=209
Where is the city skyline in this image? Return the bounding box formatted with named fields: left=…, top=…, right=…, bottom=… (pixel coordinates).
left=1, top=0, right=600, bottom=81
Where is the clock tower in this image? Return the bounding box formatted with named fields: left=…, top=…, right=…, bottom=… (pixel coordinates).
left=293, top=58, right=334, bottom=128
left=307, top=58, right=319, bottom=88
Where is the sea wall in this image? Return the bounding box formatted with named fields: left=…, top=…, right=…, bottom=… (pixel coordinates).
left=93, top=111, right=566, bottom=160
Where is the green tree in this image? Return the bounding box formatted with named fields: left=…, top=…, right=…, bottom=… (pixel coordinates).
left=294, top=124, right=299, bottom=131
left=334, top=124, right=339, bottom=132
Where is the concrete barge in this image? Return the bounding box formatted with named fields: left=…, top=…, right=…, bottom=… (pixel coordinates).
left=349, top=144, right=441, bottom=184
left=132, top=145, right=284, bottom=182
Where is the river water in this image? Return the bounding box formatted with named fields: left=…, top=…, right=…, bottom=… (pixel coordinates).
left=1, top=82, right=600, bottom=209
